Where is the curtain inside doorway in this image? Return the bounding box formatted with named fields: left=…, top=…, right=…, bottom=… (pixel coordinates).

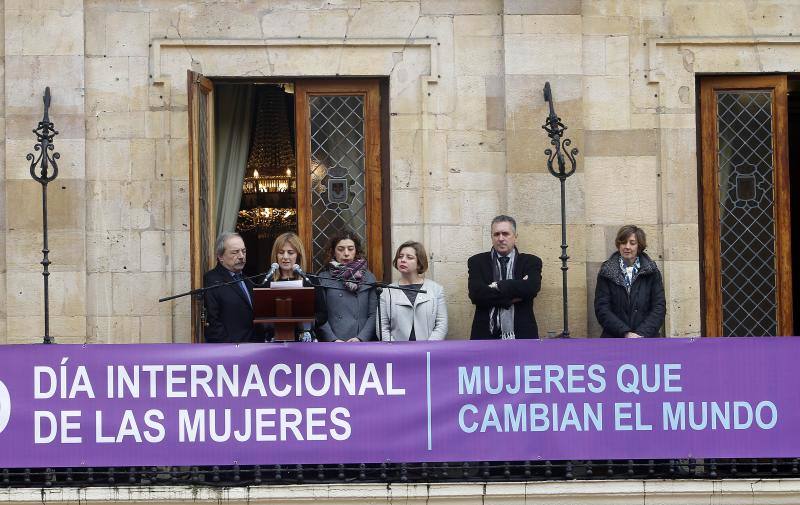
left=214, top=85, right=254, bottom=235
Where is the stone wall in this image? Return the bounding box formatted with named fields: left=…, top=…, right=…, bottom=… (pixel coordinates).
left=84, top=0, right=186, bottom=343
left=2, top=0, right=800, bottom=342
left=0, top=0, right=5, bottom=344
left=3, top=0, right=87, bottom=343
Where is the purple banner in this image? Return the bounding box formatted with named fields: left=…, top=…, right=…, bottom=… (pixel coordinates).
left=0, top=338, right=797, bottom=466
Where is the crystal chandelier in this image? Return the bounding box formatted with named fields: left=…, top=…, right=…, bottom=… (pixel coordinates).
left=237, top=85, right=297, bottom=236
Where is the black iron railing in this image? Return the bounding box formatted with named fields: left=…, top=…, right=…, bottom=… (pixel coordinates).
left=1, top=459, right=798, bottom=487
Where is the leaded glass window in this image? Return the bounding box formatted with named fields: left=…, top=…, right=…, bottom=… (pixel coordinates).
left=294, top=80, right=383, bottom=279
left=716, top=90, right=777, bottom=336
left=308, top=95, right=368, bottom=272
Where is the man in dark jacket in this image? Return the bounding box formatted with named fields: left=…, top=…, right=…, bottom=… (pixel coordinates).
left=594, top=225, right=666, bottom=338
left=203, top=232, right=265, bottom=343
left=468, top=215, right=542, bottom=339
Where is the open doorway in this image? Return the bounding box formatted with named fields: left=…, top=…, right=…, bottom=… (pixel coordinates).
left=187, top=74, right=388, bottom=341
left=214, top=82, right=297, bottom=280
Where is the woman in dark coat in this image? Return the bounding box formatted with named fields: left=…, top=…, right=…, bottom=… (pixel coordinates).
left=594, top=225, right=666, bottom=338
left=315, top=230, right=377, bottom=342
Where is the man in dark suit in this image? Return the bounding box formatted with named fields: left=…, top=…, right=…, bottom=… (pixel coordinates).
left=203, top=232, right=264, bottom=343
left=468, top=215, right=542, bottom=339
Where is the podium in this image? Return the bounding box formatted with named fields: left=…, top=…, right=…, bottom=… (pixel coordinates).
left=253, top=286, right=316, bottom=342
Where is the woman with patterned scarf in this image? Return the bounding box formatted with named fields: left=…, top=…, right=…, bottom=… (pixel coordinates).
left=314, top=230, right=378, bottom=342
left=594, top=225, right=666, bottom=338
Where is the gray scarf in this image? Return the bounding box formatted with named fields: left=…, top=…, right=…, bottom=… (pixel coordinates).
left=489, top=249, right=516, bottom=339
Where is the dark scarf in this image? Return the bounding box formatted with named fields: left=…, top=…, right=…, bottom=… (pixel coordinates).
left=490, top=248, right=516, bottom=339
left=329, top=258, right=367, bottom=292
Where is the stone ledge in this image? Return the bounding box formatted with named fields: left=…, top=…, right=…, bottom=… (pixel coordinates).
left=2, top=479, right=800, bottom=504
left=150, top=38, right=440, bottom=87
left=646, top=36, right=800, bottom=83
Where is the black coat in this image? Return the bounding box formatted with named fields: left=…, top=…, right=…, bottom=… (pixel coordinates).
left=594, top=252, right=666, bottom=338
left=468, top=250, right=542, bottom=339
left=203, top=264, right=265, bottom=343
left=314, top=269, right=378, bottom=342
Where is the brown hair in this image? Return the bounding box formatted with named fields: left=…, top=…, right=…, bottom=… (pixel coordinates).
left=325, top=230, right=365, bottom=265
left=270, top=232, right=307, bottom=280
left=614, top=225, right=647, bottom=252
left=392, top=241, right=429, bottom=275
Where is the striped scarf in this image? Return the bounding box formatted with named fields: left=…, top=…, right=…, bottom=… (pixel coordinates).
left=329, top=258, right=367, bottom=292
left=489, top=249, right=516, bottom=339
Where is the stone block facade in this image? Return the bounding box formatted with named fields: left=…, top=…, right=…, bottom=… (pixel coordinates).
left=3, top=0, right=799, bottom=343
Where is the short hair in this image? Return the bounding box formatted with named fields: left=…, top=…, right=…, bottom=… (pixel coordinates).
left=491, top=215, right=517, bottom=233
left=270, top=232, right=307, bottom=280
left=392, top=241, right=429, bottom=274
left=325, top=229, right=365, bottom=265
left=215, top=232, right=243, bottom=259
left=615, top=225, right=647, bottom=252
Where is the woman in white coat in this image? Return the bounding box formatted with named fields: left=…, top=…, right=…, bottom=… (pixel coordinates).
left=378, top=241, right=448, bottom=341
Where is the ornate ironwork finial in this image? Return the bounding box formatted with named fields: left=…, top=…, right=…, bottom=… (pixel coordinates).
left=28, top=87, right=60, bottom=184
left=43, top=86, right=51, bottom=122
left=542, top=82, right=578, bottom=181
left=27, top=87, right=60, bottom=344
left=541, top=82, right=580, bottom=339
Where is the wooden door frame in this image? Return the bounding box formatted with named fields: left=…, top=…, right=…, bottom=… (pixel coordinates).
left=187, top=70, right=215, bottom=342
left=294, top=79, right=384, bottom=279
left=698, top=74, right=792, bottom=336
left=187, top=76, right=389, bottom=341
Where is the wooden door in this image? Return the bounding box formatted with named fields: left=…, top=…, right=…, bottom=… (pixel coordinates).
left=294, top=80, right=383, bottom=279
left=699, top=75, right=792, bottom=336
left=187, top=70, right=215, bottom=342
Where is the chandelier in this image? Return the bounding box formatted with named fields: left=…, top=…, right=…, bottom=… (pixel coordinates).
left=242, top=168, right=295, bottom=194
left=237, top=207, right=297, bottom=233
left=236, top=85, right=297, bottom=237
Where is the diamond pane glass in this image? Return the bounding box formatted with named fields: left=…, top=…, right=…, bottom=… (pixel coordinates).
left=308, top=95, right=367, bottom=272
left=716, top=90, right=777, bottom=336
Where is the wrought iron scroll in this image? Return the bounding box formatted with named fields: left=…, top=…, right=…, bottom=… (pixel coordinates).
left=542, top=82, right=579, bottom=338
left=27, top=87, right=60, bottom=344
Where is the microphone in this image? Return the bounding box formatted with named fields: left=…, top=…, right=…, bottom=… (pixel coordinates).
left=292, top=264, right=312, bottom=284
left=260, top=263, right=280, bottom=285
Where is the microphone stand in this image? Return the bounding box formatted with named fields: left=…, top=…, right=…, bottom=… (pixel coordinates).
left=363, top=280, right=426, bottom=342
left=303, top=272, right=425, bottom=341
left=159, top=269, right=277, bottom=342
left=302, top=272, right=426, bottom=295
left=158, top=270, right=271, bottom=304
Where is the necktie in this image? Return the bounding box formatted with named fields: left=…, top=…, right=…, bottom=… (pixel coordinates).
left=498, top=256, right=510, bottom=280
left=234, top=273, right=251, bottom=305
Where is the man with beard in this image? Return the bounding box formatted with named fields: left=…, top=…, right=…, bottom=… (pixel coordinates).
left=203, top=232, right=265, bottom=343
